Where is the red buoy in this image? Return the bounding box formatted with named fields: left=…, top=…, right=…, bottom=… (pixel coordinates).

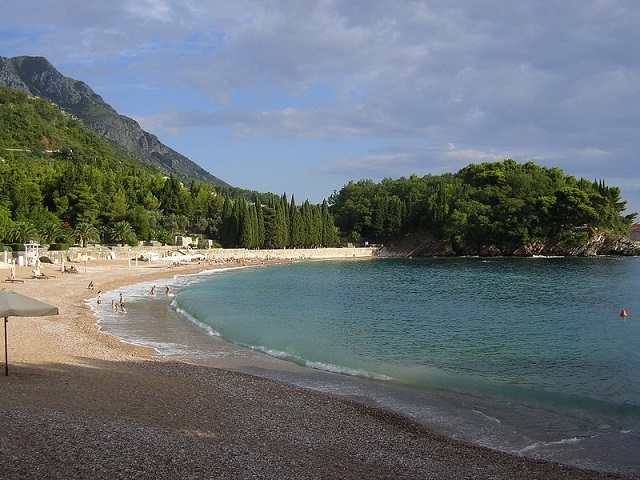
left=620, top=309, right=627, bottom=318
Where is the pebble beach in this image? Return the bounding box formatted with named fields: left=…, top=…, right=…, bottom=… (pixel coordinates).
left=0, top=257, right=633, bottom=479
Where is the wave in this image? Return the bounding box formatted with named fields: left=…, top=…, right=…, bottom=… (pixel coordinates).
left=472, top=409, right=501, bottom=424
left=518, top=434, right=593, bottom=454
left=175, top=304, right=222, bottom=338
left=237, top=343, right=394, bottom=382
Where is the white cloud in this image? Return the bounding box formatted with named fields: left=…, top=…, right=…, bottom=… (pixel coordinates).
left=123, top=0, right=173, bottom=23
left=2, top=0, right=639, bottom=211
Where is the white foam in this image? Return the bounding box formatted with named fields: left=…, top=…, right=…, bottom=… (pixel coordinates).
left=472, top=409, right=501, bottom=424
left=518, top=435, right=589, bottom=454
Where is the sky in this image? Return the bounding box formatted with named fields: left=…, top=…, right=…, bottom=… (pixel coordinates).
left=1, top=1, right=639, bottom=216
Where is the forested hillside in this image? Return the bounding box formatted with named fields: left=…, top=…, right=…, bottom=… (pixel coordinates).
left=0, top=55, right=227, bottom=187
left=0, top=87, right=340, bottom=249
left=2, top=84, right=635, bottom=256
left=329, top=159, right=636, bottom=253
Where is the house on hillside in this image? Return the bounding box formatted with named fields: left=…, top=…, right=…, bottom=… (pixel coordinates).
left=630, top=223, right=640, bottom=241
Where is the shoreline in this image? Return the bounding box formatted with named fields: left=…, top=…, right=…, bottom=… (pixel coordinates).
left=0, top=257, right=633, bottom=479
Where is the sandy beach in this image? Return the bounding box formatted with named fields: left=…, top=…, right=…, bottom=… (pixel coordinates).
left=0, top=258, right=633, bottom=479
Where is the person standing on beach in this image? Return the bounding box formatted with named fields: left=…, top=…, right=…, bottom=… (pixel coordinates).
left=119, top=293, right=126, bottom=313
left=96, top=291, right=102, bottom=306
left=150, top=285, right=156, bottom=296
left=165, top=285, right=170, bottom=295
left=111, top=299, right=117, bottom=312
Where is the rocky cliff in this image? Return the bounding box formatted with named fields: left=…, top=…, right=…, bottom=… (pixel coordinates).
left=0, top=55, right=228, bottom=187
left=379, top=233, right=640, bottom=257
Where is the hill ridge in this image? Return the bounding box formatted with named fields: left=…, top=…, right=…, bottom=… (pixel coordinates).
left=0, top=55, right=228, bottom=187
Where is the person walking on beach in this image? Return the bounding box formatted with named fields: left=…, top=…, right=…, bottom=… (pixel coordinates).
left=119, top=293, right=126, bottom=313
left=96, top=290, right=102, bottom=306
left=150, top=285, right=156, bottom=296
left=165, top=285, right=170, bottom=295
left=111, top=299, right=117, bottom=312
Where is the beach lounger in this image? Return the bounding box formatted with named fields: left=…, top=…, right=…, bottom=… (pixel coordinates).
left=5, top=276, right=24, bottom=283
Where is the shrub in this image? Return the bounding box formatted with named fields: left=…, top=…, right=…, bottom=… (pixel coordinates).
left=48, top=243, right=71, bottom=251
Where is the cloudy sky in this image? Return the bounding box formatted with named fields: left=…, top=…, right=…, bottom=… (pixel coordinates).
left=2, top=1, right=639, bottom=215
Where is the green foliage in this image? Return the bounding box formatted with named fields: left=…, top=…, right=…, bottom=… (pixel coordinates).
left=73, top=223, right=100, bottom=247
left=1, top=86, right=632, bottom=254
left=0, top=206, right=13, bottom=242
left=40, top=222, right=65, bottom=244
left=330, top=159, right=636, bottom=248
left=110, top=221, right=137, bottom=247
left=216, top=193, right=337, bottom=249
left=156, top=230, right=172, bottom=246
left=0, top=86, right=339, bottom=249
left=48, top=243, right=71, bottom=251
left=8, top=221, right=38, bottom=244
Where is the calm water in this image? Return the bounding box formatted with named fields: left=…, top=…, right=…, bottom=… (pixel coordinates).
left=96, top=256, right=640, bottom=475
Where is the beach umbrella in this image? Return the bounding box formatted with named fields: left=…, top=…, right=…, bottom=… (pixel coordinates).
left=0, top=288, right=59, bottom=376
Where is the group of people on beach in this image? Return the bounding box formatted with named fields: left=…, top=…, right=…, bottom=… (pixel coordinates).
left=150, top=285, right=170, bottom=296
left=93, top=284, right=171, bottom=314
left=92, top=289, right=125, bottom=313
left=103, top=292, right=126, bottom=313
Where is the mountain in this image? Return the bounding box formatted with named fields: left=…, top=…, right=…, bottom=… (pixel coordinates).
left=0, top=55, right=229, bottom=187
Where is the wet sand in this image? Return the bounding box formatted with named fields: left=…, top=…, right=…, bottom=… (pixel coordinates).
left=0, top=258, right=632, bottom=479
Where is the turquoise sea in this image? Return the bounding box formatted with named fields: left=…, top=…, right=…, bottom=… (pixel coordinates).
left=95, top=256, right=640, bottom=476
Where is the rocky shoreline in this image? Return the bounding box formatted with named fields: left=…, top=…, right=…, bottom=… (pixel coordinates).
left=380, top=233, right=640, bottom=257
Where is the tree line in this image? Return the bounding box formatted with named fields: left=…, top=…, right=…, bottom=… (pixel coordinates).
left=329, top=159, right=636, bottom=248
left=2, top=86, right=634, bottom=253
left=0, top=86, right=339, bottom=249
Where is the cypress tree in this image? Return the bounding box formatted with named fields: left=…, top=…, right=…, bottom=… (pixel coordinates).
left=255, top=195, right=266, bottom=248
left=262, top=205, right=278, bottom=248
left=219, top=197, right=237, bottom=247
left=290, top=196, right=304, bottom=247
left=280, top=194, right=290, bottom=247
left=230, top=200, right=242, bottom=247
left=244, top=202, right=258, bottom=249
left=311, top=203, right=323, bottom=247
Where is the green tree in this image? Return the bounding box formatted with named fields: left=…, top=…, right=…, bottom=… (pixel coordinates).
left=105, top=189, right=129, bottom=223
left=551, top=187, right=598, bottom=230
left=128, top=205, right=151, bottom=242
left=40, top=222, right=65, bottom=245
left=11, top=180, right=43, bottom=220
left=320, top=200, right=339, bottom=247
left=74, top=223, right=100, bottom=247
left=289, top=196, right=304, bottom=247
left=110, top=221, right=137, bottom=246
left=68, top=183, right=100, bottom=225
left=8, top=221, right=38, bottom=244
left=0, top=206, right=14, bottom=243
left=219, top=198, right=239, bottom=247
left=255, top=198, right=266, bottom=248
left=329, top=159, right=635, bottom=248
left=159, top=175, right=189, bottom=216
left=239, top=201, right=259, bottom=249
left=156, top=229, right=172, bottom=246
